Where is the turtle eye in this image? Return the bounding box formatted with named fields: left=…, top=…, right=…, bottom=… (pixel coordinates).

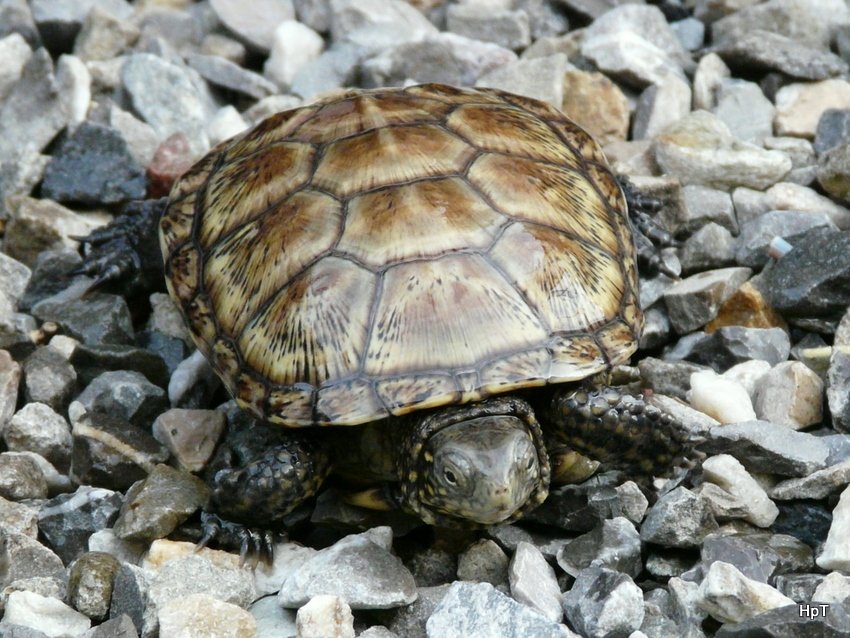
left=444, top=469, right=458, bottom=485
left=526, top=456, right=535, bottom=471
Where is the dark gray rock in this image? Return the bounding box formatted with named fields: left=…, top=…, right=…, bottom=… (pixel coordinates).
left=663, top=267, right=752, bottom=335
left=815, top=109, right=850, bottom=156
left=818, top=141, right=850, bottom=202
left=37, top=485, right=122, bottom=565
left=457, top=539, right=509, bottom=587
left=638, top=357, right=708, bottom=401
left=185, top=52, right=277, bottom=100
left=523, top=476, right=618, bottom=533
left=713, top=30, right=849, bottom=80
left=75, top=370, right=167, bottom=429
left=80, top=614, right=138, bottom=638
left=762, top=227, right=850, bottom=327
left=641, top=487, right=719, bottom=549
left=407, top=549, right=457, bottom=588
left=70, top=409, right=169, bottom=491
left=771, top=501, right=833, bottom=550
left=70, top=343, right=169, bottom=389
left=735, top=210, right=835, bottom=269
left=18, top=249, right=81, bottom=312
left=827, top=349, right=850, bottom=433
left=427, top=581, right=571, bottom=637
left=290, top=41, right=366, bottom=100
left=703, top=421, right=829, bottom=476
left=700, top=533, right=813, bottom=584
left=384, top=584, right=450, bottom=638
left=774, top=573, right=825, bottom=603
left=41, top=122, right=145, bottom=206
left=557, top=517, right=643, bottom=578
left=672, top=327, right=791, bottom=372
left=562, top=565, right=644, bottom=638
left=136, top=330, right=191, bottom=377
left=22, top=347, right=76, bottom=413
left=112, top=464, right=209, bottom=543
left=108, top=564, right=151, bottom=637
left=680, top=223, right=736, bottom=274
left=33, top=290, right=134, bottom=346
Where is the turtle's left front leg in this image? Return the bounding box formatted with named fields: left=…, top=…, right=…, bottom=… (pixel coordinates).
left=541, top=385, right=690, bottom=485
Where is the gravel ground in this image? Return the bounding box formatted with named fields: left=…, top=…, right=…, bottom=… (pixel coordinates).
left=1, top=0, right=850, bottom=637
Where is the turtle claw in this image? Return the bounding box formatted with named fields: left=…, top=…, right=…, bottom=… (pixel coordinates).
left=197, top=512, right=280, bottom=566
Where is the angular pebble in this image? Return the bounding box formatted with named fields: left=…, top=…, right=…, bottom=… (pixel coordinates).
left=263, top=20, right=323, bottom=89
left=509, top=541, right=563, bottom=623
left=426, top=581, right=572, bottom=637
left=663, top=267, right=752, bottom=334
left=640, top=487, right=719, bottom=549
left=701, top=454, right=779, bottom=527
left=158, top=593, right=256, bottom=638
left=67, top=551, right=120, bottom=621
left=295, top=595, right=354, bottom=638
left=562, top=565, right=644, bottom=638
left=752, top=361, right=823, bottom=430
left=2, top=591, right=91, bottom=638
left=278, top=528, right=417, bottom=609
left=556, top=517, right=642, bottom=578
left=209, top=0, right=294, bottom=52
left=697, top=561, right=794, bottom=623
left=687, top=370, right=756, bottom=424
left=774, top=79, right=850, bottom=138
left=457, top=539, right=509, bottom=587
left=817, top=484, right=850, bottom=571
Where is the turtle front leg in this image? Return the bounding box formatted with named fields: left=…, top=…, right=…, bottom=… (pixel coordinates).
left=201, top=434, right=331, bottom=558
left=541, top=385, right=689, bottom=485
left=617, top=175, right=680, bottom=279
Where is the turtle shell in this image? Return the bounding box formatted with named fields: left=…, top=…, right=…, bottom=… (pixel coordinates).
left=159, top=84, right=642, bottom=427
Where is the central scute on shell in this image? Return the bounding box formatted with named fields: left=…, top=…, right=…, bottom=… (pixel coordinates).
left=159, top=84, right=642, bottom=427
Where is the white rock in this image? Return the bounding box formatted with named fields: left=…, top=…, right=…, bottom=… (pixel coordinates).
left=475, top=53, right=568, bottom=107
left=697, top=561, right=794, bottom=623
left=295, top=595, right=355, bottom=638
left=264, top=20, right=324, bottom=89
left=765, top=182, right=850, bottom=230
left=168, top=349, right=218, bottom=406
left=817, top=484, right=850, bottom=571
left=701, top=454, right=779, bottom=527
left=3, top=591, right=92, bottom=638
left=330, top=0, right=437, bottom=52
left=633, top=74, right=692, bottom=140
left=87, top=528, right=146, bottom=565
left=158, top=593, right=256, bottom=638
left=813, top=571, right=850, bottom=604
left=753, top=361, right=823, bottom=430
left=692, top=52, right=730, bottom=111
left=688, top=370, right=757, bottom=424
left=207, top=105, right=248, bottom=146
left=210, top=0, right=295, bottom=53
left=721, top=360, right=771, bottom=400
left=56, top=54, right=91, bottom=128
left=0, top=33, right=33, bottom=100
left=509, top=541, right=563, bottom=623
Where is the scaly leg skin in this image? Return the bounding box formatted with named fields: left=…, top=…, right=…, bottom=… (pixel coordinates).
left=201, top=434, right=332, bottom=562
left=73, top=197, right=166, bottom=292
left=617, top=175, right=680, bottom=279
left=542, top=385, right=692, bottom=487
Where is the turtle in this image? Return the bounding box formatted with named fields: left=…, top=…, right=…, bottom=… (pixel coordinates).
left=78, top=83, right=688, bottom=539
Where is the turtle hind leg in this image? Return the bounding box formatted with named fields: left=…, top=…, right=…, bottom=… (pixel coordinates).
left=542, top=385, right=691, bottom=484
left=74, top=197, right=166, bottom=293
left=616, top=175, right=680, bottom=279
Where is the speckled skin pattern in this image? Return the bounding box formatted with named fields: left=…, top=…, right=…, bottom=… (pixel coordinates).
left=152, top=83, right=689, bottom=529
left=159, top=83, right=642, bottom=428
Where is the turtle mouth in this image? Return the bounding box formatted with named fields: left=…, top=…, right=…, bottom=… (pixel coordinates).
left=398, top=395, right=551, bottom=528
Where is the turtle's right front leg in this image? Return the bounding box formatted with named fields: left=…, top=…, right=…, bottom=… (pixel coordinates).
left=201, top=432, right=331, bottom=558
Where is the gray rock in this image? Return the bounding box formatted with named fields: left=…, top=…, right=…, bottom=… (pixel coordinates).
left=680, top=223, right=737, bottom=273
left=290, top=41, right=366, bottom=100
left=631, top=75, right=691, bottom=141
left=32, top=288, right=133, bottom=346
left=0, top=532, right=64, bottom=588
left=330, top=0, right=436, bottom=52
left=4, top=402, right=71, bottom=472
left=0, top=494, right=38, bottom=537
left=639, top=306, right=672, bottom=351
left=263, top=20, right=324, bottom=90
left=815, top=109, right=850, bottom=156
left=0, top=33, right=32, bottom=101
left=818, top=140, right=850, bottom=202
left=711, top=0, right=849, bottom=51
left=670, top=17, right=704, bottom=51
left=515, top=0, right=569, bottom=39
left=679, top=185, right=737, bottom=235
left=446, top=4, right=531, bottom=51
left=765, top=139, right=819, bottom=188
left=362, top=33, right=516, bottom=88
left=186, top=52, right=277, bottom=100
left=70, top=343, right=169, bottom=389
left=250, top=595, right=297, bottom=638
left=713, top=30, right=848, bottom=80
left=457, top=539, right=509, bottom=587
left=386, top=584, right=451, bottom=638
left=674, top=327, right=791, bottom=372
left=75, top=370, right=166, bottom=430
left=654, top=111, right=791, bottom=190
left=562, top=565, right=644, bottom=638
left=73, top=6, right=139, bottom=62
left=740, top=209, right=836, bottom=265
left=713, top=603, right=850, bottom=638
left=476, top=54, right=567, bottom=108
left=209, top=0, right=294, bottom=52
left=0, top=49, right=71, bottom=162
left=697, top=561, right=794, bottom=624
left=509, top=542, right=563, bottom=623
left=703, top=421, right=829, bottom=476
left=713, top=79, right=775, bottom=144
left=557, top=517, right=643, bottom=578
left=148, top=555, right=257, bottom=616
left=108, top=564, right=153, bottom=637
left=81, top=614, right=139, bottom=638
left=407, top=548, right=457, bottom=588
left=22, top=347, right=76, bottom=415
left=639, top=357, right=709, bottom=401
left=294, top=0, right=331, bottom=32
left=426, top=581, right=572, bottom=637
left=700, top=533, right=813, bottom=584
left=121, top=53, right=212, bottom=156
left=151, top=408, right=225, bottom=474
left=136, top=7, right=203, bottom=56
left=29, top=0, right=132, bottom=53
left=278, top=529, right=417, bottom=609
left=0, top=452, right=47, bottom=501
left=828, top=349, right=850, bottom=432
left=663, top=267, right=752, bottom=334
left=36, top=486, right=123, bottom=566
left=580, top=5, right=690, bottom=87
left=693, top=52, right=731, bottom=111
left=774, top=573, right=825, bottom=603
left=752, top=361, right=824, bottom=430
left=641, top=487, right=719, bottom=549
left=112, top=465, right=209, bottom=543
left=0, top=0, right=40, bottom=48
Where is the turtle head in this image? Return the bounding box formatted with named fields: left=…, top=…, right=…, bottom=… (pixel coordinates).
left=399, top=397, right=551, bottom=527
